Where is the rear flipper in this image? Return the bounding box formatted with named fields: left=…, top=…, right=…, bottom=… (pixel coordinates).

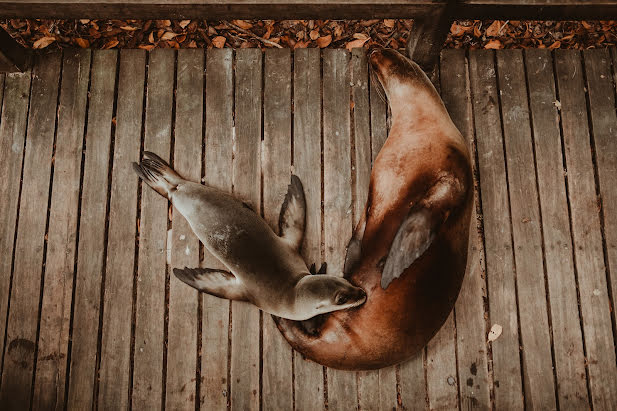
left=133, top=151, right=184, bottom=199
left=173, top=267, right=248, bottom=301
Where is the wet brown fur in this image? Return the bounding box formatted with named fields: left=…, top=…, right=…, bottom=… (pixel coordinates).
left=273, top=48, right=474, bottom=370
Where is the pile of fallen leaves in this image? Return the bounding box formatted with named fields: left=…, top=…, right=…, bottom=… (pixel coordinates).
left=1, top=18, right=616, bottom=50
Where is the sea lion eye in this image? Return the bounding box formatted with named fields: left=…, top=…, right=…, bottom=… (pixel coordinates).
left=335, top=293, right=348, bottom=305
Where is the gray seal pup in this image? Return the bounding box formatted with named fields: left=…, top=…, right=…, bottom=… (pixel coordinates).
left=133, top=152, right=367, bottom=321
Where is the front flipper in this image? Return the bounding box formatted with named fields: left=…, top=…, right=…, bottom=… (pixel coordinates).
left=278, top=175, right=306, bottom=249
left=381, top=174, right=467, bottom=289
left=173, top=267, right=248, bottom=301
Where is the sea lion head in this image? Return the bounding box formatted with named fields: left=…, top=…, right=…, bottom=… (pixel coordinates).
left=291, top=275, right=367, bottom=321
left=368, top=47, right=430, bottom=103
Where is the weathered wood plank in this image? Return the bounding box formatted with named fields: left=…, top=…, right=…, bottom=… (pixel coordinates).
left=32, top=49, right=90, bottom=411
left=0, top=53, right=60, bottom=410
left=353, top=48, right=398, bottom=411
left=66, top=50, right=116, bottom=410
left=586, top=49, right=617, bottom=359
left=201, top=47, right=232, bottom=410
left=292, top=47, right=325, bottom=411
left=554, top=49, right=617, bottom=409
left=0, top=70, right=30, bottom=386
left=525, top=48, right=589, bottom=409
left=322, top=48, right=357, bottom=411
left=468, top=50, right=523, bottom=410
left=97, top=49, right=145, bottom=410
left=440, top=49, right=491, bottom=411
left=496, top=49, right=556, bottom=409
left=132, top=48, right=174, bottom=411
left=230, top=48, right=262, bottom=411
left=166, top=48, right=202, bottom=410
left=262, top=47, right=293, bottom=411
left=399, top=352, right=427, bottom=411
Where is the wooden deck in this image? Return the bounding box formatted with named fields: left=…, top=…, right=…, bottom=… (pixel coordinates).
left=0, top=47, right=616, bottom=410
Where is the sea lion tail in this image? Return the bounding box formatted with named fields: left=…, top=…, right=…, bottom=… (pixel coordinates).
left=133, top=151, right=183, bottom=199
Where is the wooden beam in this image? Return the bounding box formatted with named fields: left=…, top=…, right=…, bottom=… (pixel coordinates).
left=406, top=2, right=454, bottom=73
left=0, top=27, right=30, bottom=73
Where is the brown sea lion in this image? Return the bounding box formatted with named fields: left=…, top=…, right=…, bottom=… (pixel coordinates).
left=274, top=47, right=473, bottom=370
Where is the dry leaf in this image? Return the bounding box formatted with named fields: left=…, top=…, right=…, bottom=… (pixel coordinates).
left=346, top=38, right=369, bottom=50
left=148, top=32, right=154, bottom=43
left=179, top=20, right=191, bottom=29
left=581, top=21, right=592, bottom=30
left=232, top=20, right=253, bottom=30
left=309, top=29, right=320, bottom=40
left=79, top=19, right=90, bottom=24
left=33, top=36, right=56, bottom=49
left=316, top=34, right=332, bottom=48
left=549, top=40, right=561, bottom=49
left=160, top=32, right=177, bottom=41
left=75, top=38, right=90, bottom=48
left=487, top=324, right=503, bottom=342
left=120, top=26, right=138, bottom=31
left=484, top=39, right=503, bottom=49
left=102, top=39, right=119, bottom=49
left=212, top=35, right=226, bottom=48
left=139, top=44, right=155, bottom=51
left=450, top=23, right=470, bottom=37
left=486, top=20, right=502, bottom=37
left=187, top=40, right=197, bottom=48
left=353, top=33, right=369, bottom=40
left=383, top=19, right=395, bottom=28
left=294, top=40, right=309, bottom=49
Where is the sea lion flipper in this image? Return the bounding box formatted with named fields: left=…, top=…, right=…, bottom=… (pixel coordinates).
left=278, top=175, right=306, bottom=250
left=173, top=267, right=248, bottom=301
left=344, top=238, right=362, bottom=276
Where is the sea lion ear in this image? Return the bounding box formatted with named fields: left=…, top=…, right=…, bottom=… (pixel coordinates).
left=278, top=174, right=306, bottom=249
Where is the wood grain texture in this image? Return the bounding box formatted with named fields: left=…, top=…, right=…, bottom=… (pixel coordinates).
left=230, top=48, right=262, bottom=411
left=469, top=50, right=524, bottom=410
left=0, top=70, right=30, bottom=387
left=201, top=48, right=233, bottom=410
left=292, top=47, right=325, bottom=411
left=66, top=50, right=116, bottom=410
left=132, top=48, right=174, bottom=411
left=554, top=49, right=617, bottom=409
left=96, top=49, right=144, bottom=411
left=496, top=49, right=556, bottom=409
left=440, top=49, right=491, bottom=411
left=322, top=48, right=357, bottom=411
left=32, top=49, right=90, bottom=411
left=525, top=48, right=589, bottom=409
left=0, top=53, right=60, bottom=410
left=262, top=48, right=293, bottom=411
left=166, top=48, right=202, bottom=410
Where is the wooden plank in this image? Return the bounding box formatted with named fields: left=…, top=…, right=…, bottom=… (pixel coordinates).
left=230, top=48, right=261, bottom=411
left=468, top=50, right=523, bottom=410
left=0, top=70, right=30, bottom=385
left=292, top=47, right=325, bottom=411
left=262, top=48, right=293, bottom=411
left=496, top=49, right=556, bottom=409
left=132, top=48, right=174, bottom=411
left=96, top=49, right=145, bottom=410
left=525, top=48, right=589, bottom=409
left=65, top=50, right=116, bottom=410
left=31, top=49, right=90, bottom=411
left=399, top=352, right=427, bottom=410
left=165, top=48, right=202, bottom=410
left=440, top=49, right=490, bottom=411
left=353, top=48, right=398, bottom=411
left=322, top=48, right=357, bottom=411
left=554, top=49, right=617, bottom=409
left=586, top=49, right=617, bottom=358
left=0, top=53, right=60, bottom=409
left=201, top=48, right=232, bottom=409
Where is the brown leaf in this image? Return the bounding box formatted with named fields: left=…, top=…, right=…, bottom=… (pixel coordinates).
left=383, top=19, right=395, bottom=29
left=549, top=40, right=561, bottom=49
left=79, top=19, right=90, bottom=24
left=102, top=39, right=119, bottom=49
left=309, top=29, right=320, bottom=40
left=121, top=26, right=138, bottom=31
left=232, top=20, right=253, bottom=30
left=33, top=36, right=56, bottom=49
left=473, top=24, right=482, bottom=38
left=346, top=37, right=369, bottom=51
left=486, top=20, right=502, bottom=37
left=75, top=38, right=90, bottom=48
left=160, top=32, right=177, bottom=41
left=294, top=40, right=309, bottom=49
left=187, top=40, right=197, bottom=48
left=179, top=20, right=191, bottom=29
left=139, top=44, right=155, bottom=51
left=484, top=39, right=502, bottom=49
left=148, top=32, right=155, bottom=43
left=353, top=33, right=369, bottom=40
left=316, top=34, right=332, bottom=48
left=450, top=23, right=470, bottom=37
left=212, top=35, right=226, bottom=48
left=581, top=21, right=592, bottom=30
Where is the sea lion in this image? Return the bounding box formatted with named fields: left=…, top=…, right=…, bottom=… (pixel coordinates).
left=133, top=152, right=366, bottom=321
left=274, top=47, right=473, bottom=370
